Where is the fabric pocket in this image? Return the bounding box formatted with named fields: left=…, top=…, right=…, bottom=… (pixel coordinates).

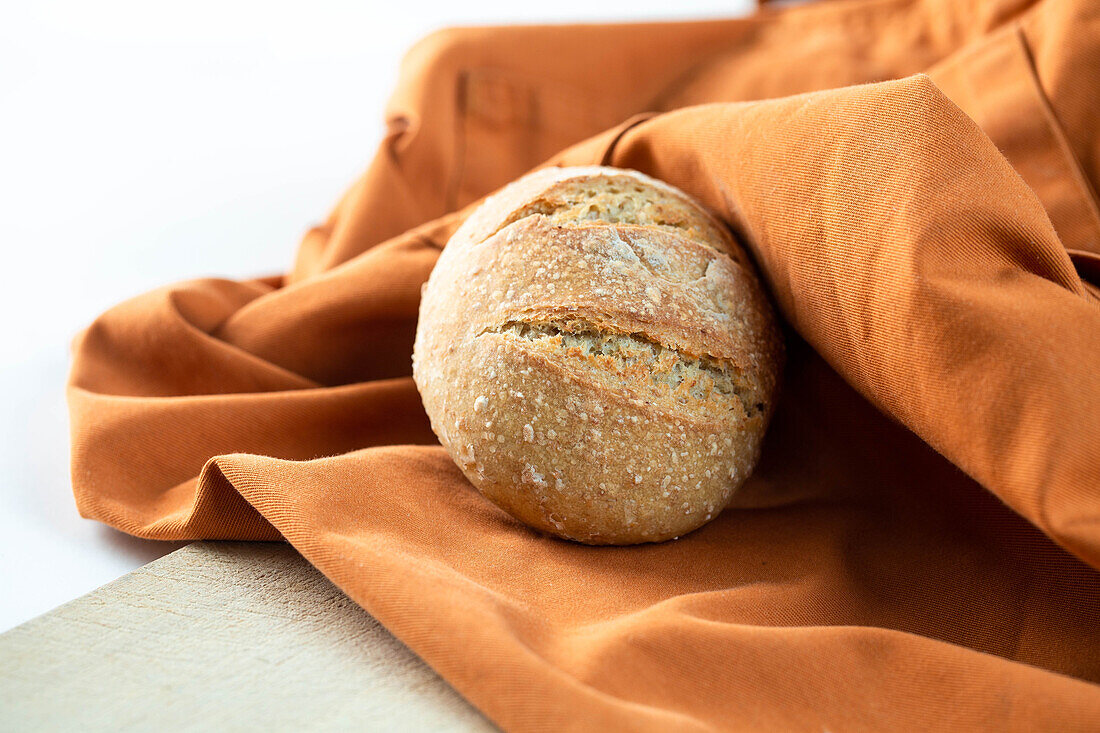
left=450, top=68, right=633, bottom=210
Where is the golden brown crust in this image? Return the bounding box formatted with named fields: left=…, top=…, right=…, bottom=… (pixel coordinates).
left=413, top=166, right=782, bottom=544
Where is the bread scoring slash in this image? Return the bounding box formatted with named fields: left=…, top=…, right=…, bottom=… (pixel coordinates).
left=413, top=166, right=782, bottom=544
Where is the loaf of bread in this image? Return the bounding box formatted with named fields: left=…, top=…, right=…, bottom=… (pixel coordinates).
left=413, top=166, right=782, bottom=544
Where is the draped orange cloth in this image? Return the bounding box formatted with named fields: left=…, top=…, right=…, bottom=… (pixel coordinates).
left=69, top=0, right=1100, bottom=729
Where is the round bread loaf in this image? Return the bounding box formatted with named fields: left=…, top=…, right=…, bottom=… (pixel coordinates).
left=413, top=166, right=782, bottom=544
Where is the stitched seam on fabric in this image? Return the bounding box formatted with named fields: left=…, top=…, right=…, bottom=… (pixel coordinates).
left=1012, top=25, right=1100, bottom=244
left=445, top=71, right=470, bottom=214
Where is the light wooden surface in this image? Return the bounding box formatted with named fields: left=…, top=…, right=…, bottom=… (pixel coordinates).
left=0, top=542, right=493, bottom=732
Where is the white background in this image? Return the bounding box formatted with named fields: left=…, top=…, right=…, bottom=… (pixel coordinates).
left=0, top=0, right=759, bottom=631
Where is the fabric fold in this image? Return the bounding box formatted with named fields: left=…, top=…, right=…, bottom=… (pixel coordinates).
left=558, top=74, right=1100, bottom=567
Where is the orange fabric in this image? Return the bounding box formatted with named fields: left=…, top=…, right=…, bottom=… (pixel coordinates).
left=68, top=0, right=1100, bottom=729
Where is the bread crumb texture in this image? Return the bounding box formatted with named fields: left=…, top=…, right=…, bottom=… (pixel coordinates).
left=413, top=166, right=782, bottom=544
